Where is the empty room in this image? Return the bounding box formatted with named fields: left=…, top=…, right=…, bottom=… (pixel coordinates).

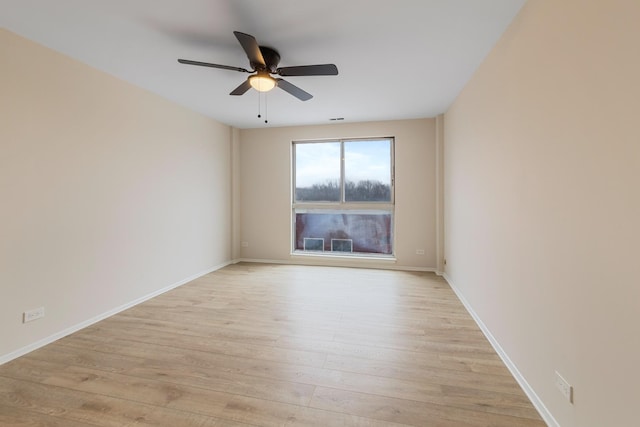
left=1, top=1, right=638, bottom=426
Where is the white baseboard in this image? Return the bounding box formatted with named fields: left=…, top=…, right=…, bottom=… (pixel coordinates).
left=443, top=273, right=558, bottom=427
left=236, top=257, right=436, bottom=272
left=0, top=261, right=232, bottom=366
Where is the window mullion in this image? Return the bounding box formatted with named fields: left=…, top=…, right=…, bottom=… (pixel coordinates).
left=340, top=140, right=345, bottom=204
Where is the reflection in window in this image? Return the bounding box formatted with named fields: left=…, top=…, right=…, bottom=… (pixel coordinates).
left=295, top=211, right=392, bottom=255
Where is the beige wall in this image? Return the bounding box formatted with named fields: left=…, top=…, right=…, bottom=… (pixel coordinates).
left=239, top=119, right=437, bottom=270
left=0, top=30, right=232, bottom=360
left=444, top=1, right=640, bottom=426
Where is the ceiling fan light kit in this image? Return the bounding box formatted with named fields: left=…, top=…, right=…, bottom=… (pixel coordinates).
left=178, top=31, right=338, bottom=103
left=249, top=73, right=276, bottom=92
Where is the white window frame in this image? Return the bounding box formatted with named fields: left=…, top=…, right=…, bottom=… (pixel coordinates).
left=291, top=137, right=395, bottom=257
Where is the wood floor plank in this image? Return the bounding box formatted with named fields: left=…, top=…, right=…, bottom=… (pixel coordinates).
left=0, top=377, right=233, bottom=427
left=0, top=263, right=545, bottom=426
left=0, top=403, right=97, bottom=427
left=74, top=320, right=328, bottom=368
left=28, top=339, right=317, bottom=407
left=322, top=354, right=522, bottom=395
left=309, top=387, right=545, bottom=427
left=0, top=358, right=231, bottom=418
left=219, top=393, right=411, bottom=427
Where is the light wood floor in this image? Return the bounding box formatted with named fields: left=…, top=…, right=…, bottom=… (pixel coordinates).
left=0, top=263, right=546, bottom=426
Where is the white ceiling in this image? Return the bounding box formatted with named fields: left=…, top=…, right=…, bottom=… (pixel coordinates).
left=1, top=0, right=526, bottom=129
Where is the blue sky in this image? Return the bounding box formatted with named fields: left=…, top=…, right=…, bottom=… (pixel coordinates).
left=295, top=140, right=391, bottom=187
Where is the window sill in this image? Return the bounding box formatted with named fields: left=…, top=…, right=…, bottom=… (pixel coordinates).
left=291, top=251, right=397, bottom=263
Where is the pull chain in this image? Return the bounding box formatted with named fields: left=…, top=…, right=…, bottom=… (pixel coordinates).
left=257, top=91, right=262, bottom=119
left=256, top=91, right=269, bottom=124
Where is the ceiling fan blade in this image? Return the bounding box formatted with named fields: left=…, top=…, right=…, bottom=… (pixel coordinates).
left=276, top=64, right=338, bottom=76
left=233, top=31, right=266, bottom=69
left=230, top=79, right=252, bottom=96
left=178, top=59, right=250, bottom=73
left=276, top=78, right=313, bottom=101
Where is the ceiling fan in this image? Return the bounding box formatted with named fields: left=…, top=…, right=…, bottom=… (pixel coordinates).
left=178, top=31, right=338, bottom=101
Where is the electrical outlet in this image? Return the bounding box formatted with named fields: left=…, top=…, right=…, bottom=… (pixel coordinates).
left=23, top=307, right=45, bottom=323
left=555, top=371, right=573, bottom=403
left=416, top=249, right=425, bottom=255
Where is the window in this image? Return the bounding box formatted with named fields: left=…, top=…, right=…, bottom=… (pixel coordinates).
left=293, top=138, right=394, bottom=256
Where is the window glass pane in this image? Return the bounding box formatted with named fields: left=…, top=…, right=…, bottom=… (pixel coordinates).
left=295, top=142, right=341, bottom=202
left=295, top=210, right=393, bottom=255
left=344, top=139, right=391, bottom=202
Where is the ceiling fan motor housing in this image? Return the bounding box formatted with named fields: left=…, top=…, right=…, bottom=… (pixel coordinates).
left=257, top=46, right=280, bottom=73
